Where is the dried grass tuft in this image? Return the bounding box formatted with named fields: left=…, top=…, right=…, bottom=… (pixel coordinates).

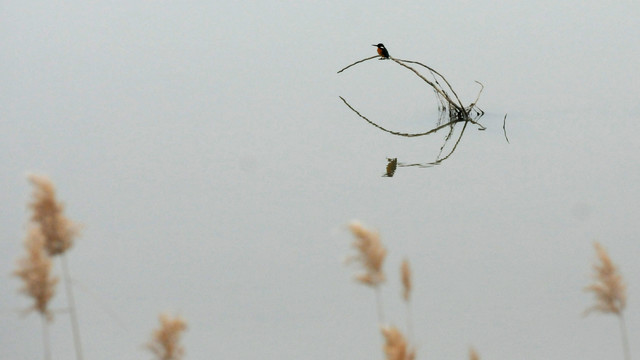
left=147, top=313, right=188, bottom=360
left=346, top=221, right=387, bottom=286
left=14, top=227, right=58, bottom=321
left=380, top=325, right=415, bottom=360
left=584, top=242, right=626, bottom=315
left=28, top=174, right=79, bottom=256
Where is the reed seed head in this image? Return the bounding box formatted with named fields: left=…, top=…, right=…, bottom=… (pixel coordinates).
left=469, top=347, right=480, bottom=360
left=14, top=227, right=58, bottom=321
left=347, top=221, right=387, bottom=286
left=28, top=174, right=79, bottom=256
left=147, top=313, right=188, bottom=360
left=584, top=242, right=626, bottom=315
left=401, top=259, right=412, bottom=301
left=380, top=325, right=415, bottom=360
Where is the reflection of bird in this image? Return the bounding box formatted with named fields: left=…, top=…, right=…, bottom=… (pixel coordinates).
left=383, top=158, right=398, bottom=177
left=372, top=43, right=390, bottom=59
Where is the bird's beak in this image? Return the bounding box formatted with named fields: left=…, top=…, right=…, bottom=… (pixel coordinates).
left=372, top=44, right=377, bottom=47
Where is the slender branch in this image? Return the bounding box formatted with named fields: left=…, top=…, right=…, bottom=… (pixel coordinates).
left=393, top=58, right=468, bottom=115
left=503, top=114, right=510, bottom=143
left=470, top=81, right=485, bottom=109
left=390, top=58, right=462, bottom=112
left=337, top=55, right=380, bottom=74
left=61, top=254, right=84, bottom=360
left=339, top=96, right=467, bottom=137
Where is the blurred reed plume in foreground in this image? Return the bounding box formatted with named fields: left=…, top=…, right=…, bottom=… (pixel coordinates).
left=346, top=220, right=418, bottom=359
left=381, top=325, right=415, bottom=360
left=147, top=313, right=188, bottom=360
left=468, top=347, right=480, bottom=360
left=346, top=220, right=388, bottom=324
left=17, top=174, right=84, bottom=360
left=346, top=221, right=387, bottom=287
left=28, top=174, right=79, bottom=256
left=584, top=242, right=626, bottom=315
left=401, top=259, right=411, bottom=302
left=14, top=227, right=58, bottom=321
left=584, top=242, right=630, bottom=360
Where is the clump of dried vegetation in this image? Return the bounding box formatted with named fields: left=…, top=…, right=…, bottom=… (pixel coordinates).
left=338, top=45, right=505, bottom=174
left=146, top=313, right=188, bottom=360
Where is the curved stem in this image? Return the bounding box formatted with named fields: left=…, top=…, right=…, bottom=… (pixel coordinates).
left=339, top=96, right=467, bottom=138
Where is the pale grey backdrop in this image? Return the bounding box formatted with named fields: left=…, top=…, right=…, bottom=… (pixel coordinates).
left=2, top=1, right=639, bottom=359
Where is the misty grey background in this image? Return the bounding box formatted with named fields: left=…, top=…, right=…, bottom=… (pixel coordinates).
left=2, top=1, right=639, bottom=359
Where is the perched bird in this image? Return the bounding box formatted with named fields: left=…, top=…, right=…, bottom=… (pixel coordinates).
left=372, top=43, right=390, bottom=59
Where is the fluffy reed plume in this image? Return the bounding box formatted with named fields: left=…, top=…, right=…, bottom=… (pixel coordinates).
left=28, top=174, right=79, bottom=256
left=380, top=325, right=415, bottom=360
left=347, top=221, right=387, bottom=286
left=401, top=259, right=411, bottom=302
left=27, top=174, right=84, bottom=360
left=147, top=313, right=188, bottom=360
left=469, top=347, right=480, bottom=360
left=584, top=242, right=626, bottom=315
left=14, top=227, right=58, bottom=320
left=584, top=242, right=630, bottom=360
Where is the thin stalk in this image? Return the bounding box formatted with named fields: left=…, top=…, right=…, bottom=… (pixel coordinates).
left=41, top=315, right=51, bottom=360
left=405, top=302, right=414, bottom=346
left=60, top=254, right=84, bottom=360
left=618, top=314, right=631, bottom=360
left=374, top=286, right=385, bottom=324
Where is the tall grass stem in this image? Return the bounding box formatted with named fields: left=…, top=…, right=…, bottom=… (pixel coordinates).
left=61, top=254, right=83, bottom=360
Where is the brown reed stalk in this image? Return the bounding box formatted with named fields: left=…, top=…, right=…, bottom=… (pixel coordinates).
left=346, top=221, right=388, bottom=323
left=27, top=174, right=84, bottom=360
left=584, top=242, right=630, bottom=360
left=380, top=325, right=415, bottom=360
left=147, top=313, right=188, bottom=360
left=14, top=227, right=58, bottom=360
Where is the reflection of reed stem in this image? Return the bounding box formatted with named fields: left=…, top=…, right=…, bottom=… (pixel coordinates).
left=339, top=96, right=468, bottom=138
left=61, top=254, right=84, bottom=360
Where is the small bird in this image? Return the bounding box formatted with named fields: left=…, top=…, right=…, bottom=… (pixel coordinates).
left=372, top=43, right=390, bottom=59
